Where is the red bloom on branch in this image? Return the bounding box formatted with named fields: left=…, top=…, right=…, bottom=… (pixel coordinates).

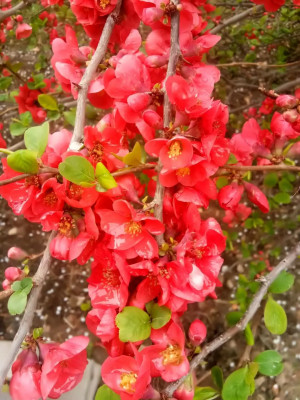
left=218, top=182, right=244, bottom=211
left=15, top=23, right=32, bottom=39
left=244, top=182, right=270, bottom=213
left=15, top=84, right=46, bottom=124
left=250, top=0, right=285, bottom=11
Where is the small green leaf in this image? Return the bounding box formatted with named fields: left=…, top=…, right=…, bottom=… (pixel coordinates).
left=7, top=150, right=39, bottom=174
left=254, top=350, right=283, bottom=376
left=211, top=366, right=224, bottom=390
left=149, top=303, right=171, bottom=329
left=10, top=122, right=27, bottom=137
left=216, top=176, right=229, bottom=189
left=20, top=112, right=32, bottom=126
left=269, top=271, right=294, bottom=294
left=58, top=156, right=95, bottom=187
left=8, top=291, right=27, bottom=315
left=63, top=109, right=76, bottom=126
left=278, top=178, right=293, bottom=193
left=24, top=122, right=49, bottom=157
left=222, top=364, right=258, bottom=400
left=194, top=386, right=219, bottom=400
left=226, top=311, right=243, bottom=326
left=264, top=296, right=287, bottom=335
left=95, top=162, right=117, bottom=191
left=264, top=173, right=278, bottom=188
left=227, top=153, right=238, bottom=165
left=95, top=385, right=120, bottom=400
left=273, top=192, right=290, bottom=204
left=123, top=142, right=143, bottom=166
left=11, top=277, right=33, bottom=295
left=244, top=324, right=254, bottom=346
left=38, top=94, right=59, bottom=111
left=0, top=77, right=12, bottom=90
left=115, top=306, right=151, bottom=342
left=27, top=74, right=46, bottom=90
left=33, top=327, right=43, bottom=340
left=80, top=301, right=91, bottom=312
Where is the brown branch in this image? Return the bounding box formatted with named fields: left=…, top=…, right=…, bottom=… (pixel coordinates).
left=224, top=164, right=300, bottom=173
left=70, top=0, right=122, bottom=149
left=217, top=61, right=300, bottom=68
left=0, top=0, right=33, bottom=23
left=153, top=0, right=181, bottom=246
left=112, top=163, right=155, bottom=177
left=0, top=232, right=55, bottom=387
left=163, top=243, right=300, bottom=397
left=0, top=167, right=58, bottom=187
left=0, top=288, right=13, bottom=301
left=210, top=5, right=264, bottom=35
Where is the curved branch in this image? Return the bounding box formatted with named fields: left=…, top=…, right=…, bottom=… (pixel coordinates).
left=0, top=232, right=55, bottom=387
left=210, top=4, right=264, bottom=35
left=163, top=243, right=300, bottom=397
left=70, top=0, right=122, bottom=149
left=0, top=0, right=33, bottom=23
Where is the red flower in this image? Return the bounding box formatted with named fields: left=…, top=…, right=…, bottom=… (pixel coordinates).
left=218, top=183, right=244, bottom=211
left=250, top=0, right=285, bottom=11
left=15, top=84, right=46, bottom=123
left=99, top=200, right=164, bottom=259
left=16, top=23, right=32, bottom=39
left=101, top=351, right=151, bottom=400
left=188, top=319, right=207, bottom=346
left=145, top=136, right=193, bottom=171
left=223, top=203, right=252, bottom=227
left=40, top=336, right=89, bottom=400
left=244, top=182, right=270, bottom=213
left=10, top=349, right=41, bottom=400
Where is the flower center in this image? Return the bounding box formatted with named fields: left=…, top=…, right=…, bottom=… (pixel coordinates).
left=58, top=215, right=76, bottom=238
left=43, top=190, right=57, bottom=206
left=125, top=221, right=142, bottom=236
left=176, top=167, right=190, bottom=177
left=68, top=184, right=84, bottom=201
left=25, top=175, right=41, bottom=188
left=89, top=141, right=104, bottom=163
left=168, top=141, right=182, bottom=159
left=162, top=344, right=182, bottom=366
left=102, top=267, right=120, bottom=288
left=97, top=0, right=110, bottom=9
left=120, top=372, right=137, bottom=393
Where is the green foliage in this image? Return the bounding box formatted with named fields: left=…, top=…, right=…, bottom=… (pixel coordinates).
left=193, top=387, right=219, bottom=400
left=115, top=306, right=151, bottom=342
left=254, top=350, right=283, bottom=376
left=264, top=295, right=287, bottom=335
left=95, top=162, right=118, bottom=192
left=273, top=192, right=291, bottom=205
left=38, top=94, right=59, bottom=111
left=146, top=302, right=171, bottom=329
left=59, top=156, right=95, bottom=187
left=10, top=112, right=33, bottom=137
left=95, top=385, right=120, bottom=400
left=0, top=77, right=12, bottom=90
left=269, top=271, right=294, bottom=294
left=211, top=366, right=224, bottom=391
left=7, top=150, right=39, bottom=174
left=27, top=74, right=46, bottom=90
left=123, top=142, right=143, bottom=166
left=222, top=363, right=258, bottom=400
left=33, top=327, right=43, bottom=340
left=24, top=122, right=49, bottom=157
left=8, top=278, right=33, bottom=315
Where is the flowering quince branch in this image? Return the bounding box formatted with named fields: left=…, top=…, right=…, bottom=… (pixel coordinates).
left=217, top=61, right=300, bottom=68
left=0, top=0, right=34, bottom=23
left=0, top=167, right=59, bottom=187
left=70, top=0, right=123, bottom=149
left=163, top=243, right=300, bottom=397
left=224, top=164, right=300, bottom=173
left=0, top=231, right=55, bottom=388
left=210, top=4, right=264, bottom=34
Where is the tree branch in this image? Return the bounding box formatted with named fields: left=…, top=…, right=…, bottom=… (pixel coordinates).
left=163, top=243, right=300, bottom=397
left=0, top=0, right=33, bottom=23
left=153, top=0, right=181, bottom=246
left=111, top=163, right=155, bottom=177
left=0, top=167, right=58, bottom=187
left=217, top=61, right=300, bottom=68
left=210, top=5, right=264, bottom=35
left=70, top=0, right=122, bottom=149
left=225, top=164, right=300, bottom=173
left=0, top=232, right=55, bottom=387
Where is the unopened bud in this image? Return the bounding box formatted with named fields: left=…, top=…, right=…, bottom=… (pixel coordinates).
left=7, top=247, right=28, bottom=261
left=188, top=319, right=207, bottom=346
left=174, top=374, right=195, bottom=400
left=4, top=267, right=22, bottom=282
left=276, top=95, right=299, bottom=109
left=282, top=109, right=298, bottom=123
left=2, top=279, right=11, bottom=290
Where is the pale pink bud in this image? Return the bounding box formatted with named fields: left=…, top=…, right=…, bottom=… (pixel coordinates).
left=283, top=109, right=299, bottom=123
left=276, top=95, right=299, bottom=109
left=188, top=319, right=207, bottom=346
left=4, top=267, right=22, bottom=282
left=16, top=23, right=32, bottom=40
left=7, top=247, right=28, bottom=261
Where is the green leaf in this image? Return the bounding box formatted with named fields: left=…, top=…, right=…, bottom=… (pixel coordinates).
left=24, top=122, right=49, bottom=157
left=58, top=156, right=95, bottom=187
left=244, top=324, right=254, bottom=346
left=273, top=192, right=290, bottom=204
left=278, top=178, right=293, bottom=193
left=80, top=301, right=91, bottom=312
left=115, top=306, right=151, bottom=342
left=264, top=173, right=278, bottom=188
left=95, top=385, right=120, bottom=400
left=47, top=110, right=61, bottom=121
left=227, top=153, right=238, bottom=165
left=194, top=387, right=219, bottom=400
left=222, top=364, right=258, bottom=400
left=10, top=122, right=27, bottom=137
left=27, top=74, right=46, bottom=90
left=254, top=350, right=283, bottom=376
left=269, top=271, right=294, bottom=294
left=216, top=176, right=229, bottom=189
left=11, top=277, right=33, bottom=295
left=63, top=109, right=76, bottom=126
left=123, top=142, right=143, bottom=166
left=148, top=303, right=171, bottom=329
left=95, top=162, right=117, bottom=191
left=38, top=94, right=59, bottom=111
left=226, top=311, right=243, bottom=326
left=0, top=77, right=12, bottom=90
left=7, top=150, right=39, bottom=174
left=8, top=291, right=27, bottom=315
left=33, top=327, right=43, bottom=340
left=211, top=366, right=224, bottom=390
left=264, top=296, right=287, bottom=335
left=20, top=111, right=32, bottom=126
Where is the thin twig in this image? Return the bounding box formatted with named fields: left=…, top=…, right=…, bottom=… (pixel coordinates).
left=163, top=243, right=300, bottom=397
left=0, top=0, right=34, bottom=23
left=0, top=167, right=58, bottom=187
left=224, top=164, right=300, bottom=173
left=217, top=61, right=300, bottom=68
left=153, top=0, right=181, bottom=246
left=111, top=163, right=155, bottom=177
left=210, top=5, right=264, bottom=34
left=0, top=232, right=55, bottom=387
left=70, top=0, right=122, bottom=149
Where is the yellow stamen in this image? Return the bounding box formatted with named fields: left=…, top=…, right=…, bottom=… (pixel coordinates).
left=125, top=221, right=142, bottom=236
left=176, top=167, right=190, bottom=177
left=120, top=372, right=137, bottom=393
left=97, top=0, right=110, bottom=9
left=162, top=344, right=183, bottom=366
left=168, top=141, right=182, bottom=159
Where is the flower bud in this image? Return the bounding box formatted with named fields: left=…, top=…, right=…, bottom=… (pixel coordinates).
left=218, top=183, right=244, bottom=211
left=2, top=279, right=11, bottom=290
left=4, top=267, right=23, bottom=282
left=188, top=319, right=207, bottom=346
left=276, top=95, right=299, bottom=109
left=283, top=109, right=298, bottom=123
left=7, top=247, right=29, bottom=261
left=174, top=374, right=195, bottom=400
left=15, top=15, right=23, bottom=22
